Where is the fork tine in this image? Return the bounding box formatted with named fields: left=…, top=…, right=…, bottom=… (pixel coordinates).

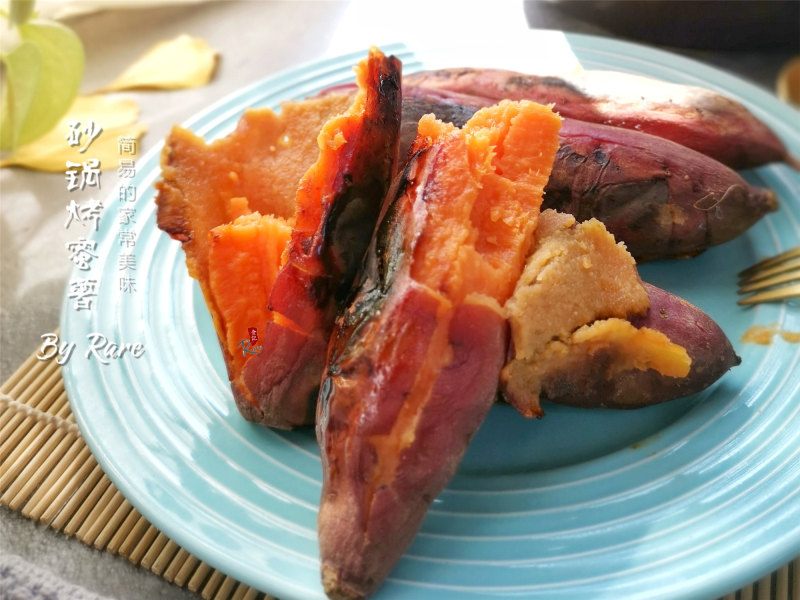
left=737, top=283, right=800, bottom=306
left=738, top=257, right=800, bottom=285
left=738, top=270, right=800, bottom=293
left=737, top=246, right=800, bottom=305
left=738, top=247, right=800, bottom=278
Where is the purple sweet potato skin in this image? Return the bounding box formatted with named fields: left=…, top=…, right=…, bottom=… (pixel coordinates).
left=538, top=283, right=741, bottom=409
left=544, top=119, right=777, bottom=261
left=236, top=322, right=324, bottom=428
left=404, top=67, right=793, bottom=170
left=318, top=294, right=505, bottom=599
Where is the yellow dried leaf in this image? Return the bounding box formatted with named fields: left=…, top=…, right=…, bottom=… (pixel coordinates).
left=100, top=34, right=218, bottom=92
left=0, top=94, right=146, bottom=172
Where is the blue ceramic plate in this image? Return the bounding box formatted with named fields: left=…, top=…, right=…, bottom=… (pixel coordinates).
left=62, top=34, right=800, bottom=600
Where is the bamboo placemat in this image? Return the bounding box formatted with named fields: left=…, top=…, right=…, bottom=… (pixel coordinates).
left=1, top=347, right=797, bottom=600
left=0, top=350, right=270, bottom=600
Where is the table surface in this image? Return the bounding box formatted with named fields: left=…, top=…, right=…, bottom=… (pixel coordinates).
left=1, top=2, right=797, bottom=599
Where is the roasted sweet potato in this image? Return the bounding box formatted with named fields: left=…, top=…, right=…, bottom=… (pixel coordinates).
left=621, top=282, right=741, bottom=405
left=544, top=119, right=778, bottom=261
left=156, top=47, right=401, bottom=429
left=234, top=48, right=402, bottom=428
left=156, top=94, right=351, bottom=401
left=404, top=67, right=797, bottom=170
left=501, top=210, right=740, bottom=417
left=399, top=85, right=778, bottom=261
left=317, top=101, right=562, bottom=599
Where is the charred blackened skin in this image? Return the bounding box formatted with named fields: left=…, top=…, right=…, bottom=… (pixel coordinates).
left=374, top=153, right=420, bottom=291
left=321, top=180, right=385, bottom=304
left=506, top=74, right=587, bottom=106
left=319, top=59, right=402, bottom=307
left=325, top=148, right=424, bottom=371
left=592, top=147, right=609, bottom=167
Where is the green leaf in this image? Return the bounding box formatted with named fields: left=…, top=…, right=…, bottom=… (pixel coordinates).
left=0, top=40, right=42, bottom=150
left=6, top=19, right=85, bottom=148
left=10, top=0, right=35, bottom=26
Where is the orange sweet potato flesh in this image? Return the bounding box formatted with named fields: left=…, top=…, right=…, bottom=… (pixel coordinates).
left=208, top=213, right=292, bottom=376
left=155, top=48, right=401, bottom=428
left=317, top=100, right=561, bottom=599
left=156, top=95, right=353, bottom=276
left=156, top=94, right=351, bottom=392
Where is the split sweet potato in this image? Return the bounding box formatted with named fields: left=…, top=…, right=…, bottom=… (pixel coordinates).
left=156, top=47, right=401, bottom=429
left=156, top=50, right=747, bottom=600
left=404, top=67, right=796, bottom=170
left=317, top=101, right=562, bottom=599
left=400, top=85, right=778, bottom=261
left=156, top=93, right=351, bottom=403
left=501, top=210, right=740, bottom=417
left=236, top=48, right=402, bottom=428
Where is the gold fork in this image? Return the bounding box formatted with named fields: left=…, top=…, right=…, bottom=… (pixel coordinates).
left=737, top=246, right=800, bottom=305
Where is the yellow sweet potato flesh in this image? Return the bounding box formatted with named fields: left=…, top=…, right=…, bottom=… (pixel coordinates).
left=502, top=209, right=691, bottom=417
left=503, top=317, right=691, bottom=416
